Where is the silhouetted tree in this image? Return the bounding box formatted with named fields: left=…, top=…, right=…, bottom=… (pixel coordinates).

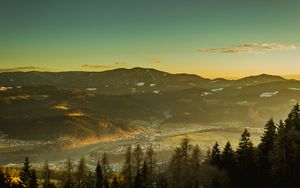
left=77, top=157, right=87, bottom=188
left=169, top=147, right=182, bottom=188
left=221, top=141, right=236, bottom=188
left=145, top=145, right=156, bottom=187
left=210, top=142, right=222, bottom=168
left=122, top=146, right=133, bottom=188
left=29, top=169, right=38, bottom=188
left=191, top=145, right=201, bottom=188
left=133, top=145, right=143, bottom=176
left=95, top=162, right=103, bottom=188
left=236, top=129, right=256, bottom=188
left=42, top=161, right=51, bottom=188
left=86, top=170, right=94, bottom=188
left=20, top=157, right=32, bottom=188
left=63, top=158, right=74, bottom=188
left=258, top=118, right=277, bottom=187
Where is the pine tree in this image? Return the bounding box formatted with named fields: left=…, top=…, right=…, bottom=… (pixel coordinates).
left=63, top=158, right=74, bottom=188
left=145, top=145, right=156, bottom=187
left=270, top=120, right=288, bottom=187
left=179, top=138, right=193, bottom=188
left=191, top=145, right=201, bottom=188
left=210, top=142, right=222, bottom=168
left=20, top=157, right=32, bottom=188
left=29, top=169, right=38, bottom=188
left=77, top=157, right=87, bottom=188
left=284, top=104, right=300, bottom=187
left=258, top=118, right=277, bottom=187
left=169, top=147, right=182, bottom=188
left=133, top=144, right=143, bottom=176
left=140, top=162, right=149, bottom=188
left=180, top=138, right=192, bottom=165
left=122, top=146, right=133, bottom=188
left=42, top=161, right=51, bottom=188
left=86, top=170, right=95, bottom=188
left=285, top=103, right=300, bottom=130
left=236, top=129, right=256, bottom=188
left=221, top=141, right=236, bottom=188
left=95, top=162, right=103, bottom=188
left=101, top=153, right=111, bottom=179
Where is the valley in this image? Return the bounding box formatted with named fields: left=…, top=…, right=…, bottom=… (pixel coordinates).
left=0, top=68, right=298, bottom=168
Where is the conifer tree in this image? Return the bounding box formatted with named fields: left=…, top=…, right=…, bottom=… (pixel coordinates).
left=258, top=118, right=277, bottom=187
left=95, top=162, right=103, bottom=188
left=30, top=169, right=38, bottom=188
left=236, top=129, right=255, bottom=188
left=20, top=157, right=32, bottom=188
left=77, top=157, right=87, bottom=188
left=86, top=170, right=95, bottom=188
left=133, top=144, right=143, bottom=175
left=179, top=138, right=193, bottom=188
left=43, top=161, right=51, bottom=188
left=63, top=158, right=74, bottom=188
left=145, top=145, right=156, bottom=187
left=221, top=141, right=236, bottom=188
left=122, top=146, right=133, bottom=188
left=180, top=138, right=192, bottom=165
left=169, top=147, right=182, bottom=188
left=283, top=104, right=300, bottom=187
left=101, top=153, right=111, bottom=179
left=210, top=142, right=222, bottom=168
left=191, top=145, right=201, bottom=188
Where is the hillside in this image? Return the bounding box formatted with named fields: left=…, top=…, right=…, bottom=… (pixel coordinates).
left=0, top=68, right=299, bottom=140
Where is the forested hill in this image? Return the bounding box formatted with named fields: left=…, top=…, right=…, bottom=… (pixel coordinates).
left=1, top=68, right=300, bottom=140
left=1, top=104, right=300, bottom=188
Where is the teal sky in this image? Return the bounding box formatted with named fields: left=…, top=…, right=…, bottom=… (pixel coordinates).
left=1, top=0, right=300, bottom=78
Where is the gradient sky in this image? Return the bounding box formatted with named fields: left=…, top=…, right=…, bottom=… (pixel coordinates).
left=1, top=0, right=300, bottom=78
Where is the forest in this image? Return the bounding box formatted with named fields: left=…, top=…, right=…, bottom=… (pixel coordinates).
left=1, top=104, right=300, bottom=188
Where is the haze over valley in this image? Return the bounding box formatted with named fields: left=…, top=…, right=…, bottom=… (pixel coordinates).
left=1, top=68, right=299, bottom=167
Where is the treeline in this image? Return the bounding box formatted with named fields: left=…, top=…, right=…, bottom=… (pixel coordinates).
left=1, top=104, right=300, bottom=188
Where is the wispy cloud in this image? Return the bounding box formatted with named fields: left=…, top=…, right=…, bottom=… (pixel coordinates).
left=82, top=64, right=112, bottom=69
left=198, top=43, right=297, bottom=54
left=82, top=62, right=128, bottom=70
left=0, top=66, right=44, bottom=72
left=151, top=58, right=162, bottom=65
left=113, top=61, right=128, bottom=66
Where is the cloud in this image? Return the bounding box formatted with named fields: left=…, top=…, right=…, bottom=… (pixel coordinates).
left=151, top=58, right=162, bottom=64
left=198, top=43, right=297, bottom=54
left=82, top=64, right=112, bottom=69
left=82, top=62, right=128, bottom=70
left=113, top=61, right=127, bottom=66
left=0, top=66, right=44, bottom=72
left=199, top=47, right=253, bottom=54
left=260, top=43, right=297, bottom=51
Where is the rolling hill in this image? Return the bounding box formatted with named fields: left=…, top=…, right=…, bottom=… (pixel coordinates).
left=0, top=68, right=299, bottom=140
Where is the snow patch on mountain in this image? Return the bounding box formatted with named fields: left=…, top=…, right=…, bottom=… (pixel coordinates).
left=288, top=88, right=300, bottom=91
left=136, top=82, right=145, bottom=86
left=211, top=88, right=224, bottom=92
left=260, top=91, right=279, bottom=97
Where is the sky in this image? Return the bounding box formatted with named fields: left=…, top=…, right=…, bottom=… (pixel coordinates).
left=1, top=0, right=300, bottom=78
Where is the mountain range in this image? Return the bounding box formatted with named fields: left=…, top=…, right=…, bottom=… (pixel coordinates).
left=0, top=67, right=299, bottom=140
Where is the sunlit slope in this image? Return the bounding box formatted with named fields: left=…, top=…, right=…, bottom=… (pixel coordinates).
left=0, top=68, right=299, bottom=140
